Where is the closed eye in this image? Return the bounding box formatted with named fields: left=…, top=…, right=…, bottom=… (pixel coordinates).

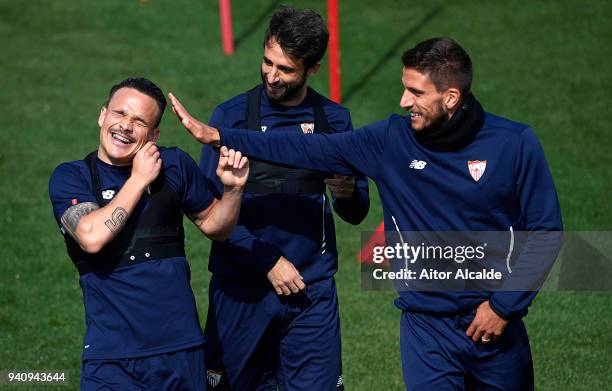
left=278, top=65, right=294, bottom=74
left=407, top=88, right=423, bottom=96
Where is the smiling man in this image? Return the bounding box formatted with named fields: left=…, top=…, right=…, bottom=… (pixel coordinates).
left=49, top=77, right=249, bottom=390
left=171, top=38, right=563, bottom=390
left=183, top=6, right=369, bottom=391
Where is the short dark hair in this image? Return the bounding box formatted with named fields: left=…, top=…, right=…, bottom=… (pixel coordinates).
left=264, top=6, right=329, bottom=70
left=105, top=77, right=167, bottom=127
left=402, top=37, right=473, bottom=96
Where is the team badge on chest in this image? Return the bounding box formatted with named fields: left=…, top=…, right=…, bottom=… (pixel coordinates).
left=206, top=370, right=222, bottom=387
left=467, top=160, right=487, bottom=182
left=300, top=123, right=315, bottom=134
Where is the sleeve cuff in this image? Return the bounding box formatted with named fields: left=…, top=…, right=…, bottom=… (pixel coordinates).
left=218, top=127, right=225, bottom=148
left=488, top=297, right=510, bottom=320
left=251, top=241, right=283, bottom=274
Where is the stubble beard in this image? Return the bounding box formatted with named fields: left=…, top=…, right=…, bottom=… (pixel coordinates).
left=260, top=70, right=307, bottom=104
left=415, top=100, right=449, bottom=133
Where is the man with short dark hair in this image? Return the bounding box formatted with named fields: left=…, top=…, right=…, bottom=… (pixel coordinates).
left=49, top=77, right=249, bottom=389
left=180, top=6, right=369, bottom=390
left=171, top=37, right=563, bottom=390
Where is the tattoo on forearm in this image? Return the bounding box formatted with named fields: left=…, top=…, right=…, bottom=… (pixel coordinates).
left=60, top=202, right=100, bottom=243
left=104, top=207, right=128, bottom=233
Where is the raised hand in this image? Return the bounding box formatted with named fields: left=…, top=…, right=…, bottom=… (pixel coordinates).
left=216, top=146, right=249, bottom=189
left=168, top=93, right=221, bottom=146
left=131, top=141, right=161, bottom=186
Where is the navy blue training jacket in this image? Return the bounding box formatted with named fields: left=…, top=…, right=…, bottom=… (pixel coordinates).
left=219, top=112, right=563, bottom=318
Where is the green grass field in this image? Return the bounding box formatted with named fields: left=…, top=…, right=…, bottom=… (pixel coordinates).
left=1, top=0, right=610, bottom=389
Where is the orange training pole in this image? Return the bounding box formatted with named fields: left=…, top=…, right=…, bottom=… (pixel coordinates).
left=357, top=221, right=386, bottom=263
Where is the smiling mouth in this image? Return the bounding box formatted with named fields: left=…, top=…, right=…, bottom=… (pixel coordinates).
left=409, top=111, right=422, bottom=119
left=266, top=82, right=285, bottom=92
left=110, top=131, right=134, bottom=145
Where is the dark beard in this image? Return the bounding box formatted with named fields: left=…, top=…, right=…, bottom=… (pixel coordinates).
left=421, top=112, right=449, bottom=133
left=420, top=101, right=449, bottom=133
left=260, top=70, right=307, bottom=104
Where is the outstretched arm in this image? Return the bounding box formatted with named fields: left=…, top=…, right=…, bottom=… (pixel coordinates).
left=61, top=142, right=161, bottom=253
left=169, top=92, right=387, bottom=180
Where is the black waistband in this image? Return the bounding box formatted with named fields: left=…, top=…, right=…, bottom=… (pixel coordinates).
left=75, top=243, right=186, bottom=276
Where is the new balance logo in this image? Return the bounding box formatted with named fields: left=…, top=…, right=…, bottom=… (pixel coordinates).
left=102, top=189, right=115, bottom=200
left=409, top=160, right=427, bottom=170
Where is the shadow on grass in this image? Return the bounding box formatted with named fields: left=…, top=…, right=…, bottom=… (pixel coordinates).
left=344, top=4, right=444, bottom=104
left=234, top=0, right=283, bottom=49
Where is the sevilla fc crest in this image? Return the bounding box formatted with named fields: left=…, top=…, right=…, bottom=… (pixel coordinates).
left=207, top=370, right=222, bottom=387
left=468, top=160, right=487, bottom=182
left=300, top=123, right=315, bottom=134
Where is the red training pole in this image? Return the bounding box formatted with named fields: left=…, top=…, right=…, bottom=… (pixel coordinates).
left=219, top=0, right=234, bottom=56
left=357, top=221, right=386, bottom=263
left=327, top=0, right=341, bottom=103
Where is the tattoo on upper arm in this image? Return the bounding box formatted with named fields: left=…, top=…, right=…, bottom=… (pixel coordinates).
left=60, top=202, right=100, bottom=241
left=104, top=207, right=128, bottom=233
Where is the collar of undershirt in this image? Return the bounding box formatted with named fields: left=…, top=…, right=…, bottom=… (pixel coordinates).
left=414, top=93, right=485, bottom=152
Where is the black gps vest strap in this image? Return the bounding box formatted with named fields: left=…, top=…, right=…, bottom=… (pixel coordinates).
left=243, top=85, right=330, bottom=195
left=64, top=152, right=185, bottom=276
left=245, top=85, right=330, bottom=136
left=308, top=88, right=330, bottom=135
left=245, top=85, right=262, bottom=132
left=85, top=152, right=105, bottom=205
left=84, top=152, right=166, bottom=204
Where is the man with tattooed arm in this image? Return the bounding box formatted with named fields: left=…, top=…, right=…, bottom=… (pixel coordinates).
left=49, top=77, right=249, bottom=390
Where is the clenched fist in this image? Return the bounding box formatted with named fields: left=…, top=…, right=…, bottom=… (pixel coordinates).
left=131, top=141, right=161, bottom=186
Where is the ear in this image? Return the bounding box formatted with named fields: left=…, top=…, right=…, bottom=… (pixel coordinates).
left=149, top=127, right=161, bottom=142
left=443, top=88, right=461, bottom=111
left=98, top=106, right=107, bottom=128
left=307, top=62, right=321, bottom=77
